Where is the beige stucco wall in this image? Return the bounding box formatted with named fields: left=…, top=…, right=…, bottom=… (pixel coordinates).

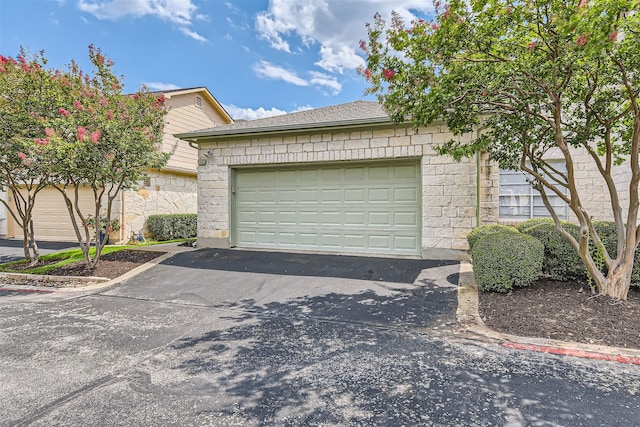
left=0, top=190, right=6, bottom=237
left=196, top=123, right=479, bottom=259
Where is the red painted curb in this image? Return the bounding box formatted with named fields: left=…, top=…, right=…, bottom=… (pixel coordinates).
left=502, top=342, right=640, bottom=365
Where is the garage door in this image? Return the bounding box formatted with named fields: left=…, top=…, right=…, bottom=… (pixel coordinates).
left=233, top=160, right=421, bottom=256
left=7, top=187, right=96, bottom=241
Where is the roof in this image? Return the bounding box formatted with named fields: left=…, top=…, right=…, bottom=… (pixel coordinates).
left=175, top=100, right=393, bottom=141
left=158, top=86, right=234, bottom=124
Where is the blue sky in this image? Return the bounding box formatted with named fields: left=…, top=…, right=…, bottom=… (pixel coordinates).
left=0, top=0, right=433, bottom=120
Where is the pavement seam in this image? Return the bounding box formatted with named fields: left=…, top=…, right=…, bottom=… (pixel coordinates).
left=456, top=260, right=640, bottom=364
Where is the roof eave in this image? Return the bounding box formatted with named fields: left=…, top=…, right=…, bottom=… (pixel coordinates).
left=175, top=116, right=399, bottom=143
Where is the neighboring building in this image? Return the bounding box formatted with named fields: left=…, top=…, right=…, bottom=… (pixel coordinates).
left=177, top=100, right=631, bottom=260
left=4, top=87, right=233, bottom=242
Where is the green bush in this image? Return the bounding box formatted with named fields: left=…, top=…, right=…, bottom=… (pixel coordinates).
left=522, top=222, right=585, bottom=281
left=467, top=224, right=519, bottom=250
left=515, top=218, right=554, bottom=233
left=146, top=214, right=197, bottom=241
left=472, top=232, right=544, bottom=293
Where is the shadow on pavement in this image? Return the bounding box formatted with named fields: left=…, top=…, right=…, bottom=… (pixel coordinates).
left=162, top=248, right=458, bottom=284
left=0, top=238, right=76, bottom=250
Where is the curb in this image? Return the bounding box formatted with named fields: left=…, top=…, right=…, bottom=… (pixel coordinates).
left=0, top=251, right=178, bottom=295
left=456, top=261, right=640, bottom=365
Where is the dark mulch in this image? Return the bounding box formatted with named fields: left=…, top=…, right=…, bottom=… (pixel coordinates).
left=478, top=279, right=640, bottom=350
left=45, top=250, right=165, bottom=279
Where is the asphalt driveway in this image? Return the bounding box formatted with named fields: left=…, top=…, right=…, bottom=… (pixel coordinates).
left=1, top=248, right=639, bottom=425
left=0, top=238, right=77, bottom=264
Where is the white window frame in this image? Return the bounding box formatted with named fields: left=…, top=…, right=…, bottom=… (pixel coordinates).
left=499, top=161, right=569, bottom=221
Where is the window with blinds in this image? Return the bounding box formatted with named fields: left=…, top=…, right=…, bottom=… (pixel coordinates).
left=498, top=162, right=568, bottom=220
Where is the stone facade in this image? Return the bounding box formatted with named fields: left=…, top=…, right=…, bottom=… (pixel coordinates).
left=115, top=171, right=198, bottom=241
left=197, top=123, right=480, bottom=259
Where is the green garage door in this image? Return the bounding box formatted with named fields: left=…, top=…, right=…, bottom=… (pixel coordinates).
left=233, top=160, right=421, bottom=256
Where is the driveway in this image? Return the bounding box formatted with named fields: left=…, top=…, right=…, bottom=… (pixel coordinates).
left=0, top=238, right=77, bottom=263
left=0, top=248, right=639, bottom=425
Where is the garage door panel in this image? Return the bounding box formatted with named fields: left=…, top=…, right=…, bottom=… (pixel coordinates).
left=234, top=161, right=421, bottom=255
left=9, top=187, right=95, bottom=241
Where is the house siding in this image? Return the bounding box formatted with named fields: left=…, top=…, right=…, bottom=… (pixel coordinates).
left=163, top=93, right=230, bottom=174
left=196, top=123, right=481, bottom=259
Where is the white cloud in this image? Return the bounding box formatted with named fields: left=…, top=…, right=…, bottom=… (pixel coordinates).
left=223, top=103, right=315, bottom=121
left=78, top=0, right=207, bottom=41
left=255, top=0, right=433, bottom=73
left=309, top=71, right=341, bottom=94
left=143, top=81, right=181, bottom=91
left=223, top=104, right=287, bottom=121
left=254, top=61, right=309, bottom=87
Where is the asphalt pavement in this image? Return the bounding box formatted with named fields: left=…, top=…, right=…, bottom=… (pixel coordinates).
left=0, top=248, right=638, bottom=425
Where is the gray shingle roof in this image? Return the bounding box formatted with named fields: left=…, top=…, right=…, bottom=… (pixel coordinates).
left=176, top=100, right=392, bottom=140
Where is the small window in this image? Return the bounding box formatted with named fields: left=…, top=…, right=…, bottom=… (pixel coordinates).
left=195, top=96, right=203, bottom=108
left=499, top=161, right=568, bottom=221
left=143, top=176, right=151, bottom=187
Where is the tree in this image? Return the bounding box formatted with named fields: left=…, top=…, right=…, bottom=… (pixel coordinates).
left=363, top=0, right=640, bottom=299
left=0, top=51, right=61, bottom=265
left=46, top=46, right=168, bottom=269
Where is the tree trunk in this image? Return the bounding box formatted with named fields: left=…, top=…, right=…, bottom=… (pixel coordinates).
left=606, top=260, right=633, bottom=300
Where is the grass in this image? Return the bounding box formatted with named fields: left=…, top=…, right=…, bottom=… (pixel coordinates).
left=0, top=239, right=183, bottom=275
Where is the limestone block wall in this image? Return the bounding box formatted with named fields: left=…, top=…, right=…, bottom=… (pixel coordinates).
left=196, top=124, right=480, bottom=258
left=121, top=170, right=197, bottom=241
left=490, top=146, right=635, bottom=226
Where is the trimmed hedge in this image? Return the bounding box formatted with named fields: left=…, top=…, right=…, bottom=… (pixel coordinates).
left=472, top=232, right=544, bottom=293
left=521, top=222, right=585, bottom=281
left=467, top=224, right=519, bottom=250
left=147, top=214, right=197, bottom=241
left=515, top=218, right=554, bottom=233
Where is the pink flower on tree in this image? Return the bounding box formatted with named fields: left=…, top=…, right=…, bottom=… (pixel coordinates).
left=89, top=130, right=101, bottom=144
left=609, top=31, right=618, bottom=42
left=364, top=68, right=372, bottom=80
left=106, top=111, right=113, bottom=120
left=74, top=100, right=85, bottom=111
left=45, top=128, right=55, bottom=137
left=133, top=93, right=140, bottom=100
left=17, top=152, right=27, bottom=161
left=383, top=68, right=396, bottom=80
left=576, top=33, right=588, bottom=46
left=526, top=41, right=537, bottom=52
left=34, top=138, right=50, bottom=146
left=59, top=108, right=70, bottom=117
left=579, top=0, right=588, bottom=7
left=77, top=126, right=88, bottom=142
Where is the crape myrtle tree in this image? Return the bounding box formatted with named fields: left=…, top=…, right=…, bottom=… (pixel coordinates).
left=362, top=0, right=640, bottom=299
left=0, top=51, right=61, bottom=264
left=46, top=45, right=169, bottom=269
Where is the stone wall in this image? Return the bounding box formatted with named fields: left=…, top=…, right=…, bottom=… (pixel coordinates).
left=120, top=171, right=197, bottom=241
left=197, top=124, right=479, bottom=259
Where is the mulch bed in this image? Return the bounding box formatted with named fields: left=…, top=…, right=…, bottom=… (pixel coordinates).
left=478, top=279, right=640, bottom=350
left=44, top=250, right=165, bottom=279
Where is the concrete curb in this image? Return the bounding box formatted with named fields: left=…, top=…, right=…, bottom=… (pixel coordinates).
left=0, top=251, right=177, bottom=295
left=456, top=261, right=640, bottom=365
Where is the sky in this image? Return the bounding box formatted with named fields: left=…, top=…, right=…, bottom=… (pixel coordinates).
left=0, top=0, right=433, bottom=121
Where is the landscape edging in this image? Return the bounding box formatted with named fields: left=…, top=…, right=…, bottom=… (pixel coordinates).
left=456, top=261, right=640, bottom=364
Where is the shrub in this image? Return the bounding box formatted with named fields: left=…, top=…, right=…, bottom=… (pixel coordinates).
left=146, top=214, right=197, bottom=241
left=522, top=222, right=585, bottom=281
left=472, top=232, right=544, bottom=293
left=467, top=224, right=519, bottom=250
left=515, top=217, right=554, bottom=233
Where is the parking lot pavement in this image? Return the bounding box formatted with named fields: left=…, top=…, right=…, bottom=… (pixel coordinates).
left=0, top=238, right=77, bottom=263
left=1, top=248, right=639, bottom=425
